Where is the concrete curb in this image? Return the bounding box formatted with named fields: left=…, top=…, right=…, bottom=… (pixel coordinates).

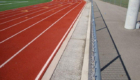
left=41, top=3, right=87, bottom=80
left=81, top=2, right=91, bottom=80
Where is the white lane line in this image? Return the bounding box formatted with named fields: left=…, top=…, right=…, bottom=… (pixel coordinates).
left=0, top=5, right=73, bottom=43
left=35, top=2, right=82, bottom=80
left=4, top=1, right=66, bottom=17
left=0, top=2, right=66, bottom=17
left=41, top=2, right=85, bottom=80
left=0, top=6, right=59, bottom=30
left=0, top=1, right=28, bottom=5
left=0, top=3, right=68, bottom=25
left=0, top=1, right=55, bottom=15
left=15, top=1, right=28, bottom=3
left=0, top=2, right=56, bottom=20
left=0, top=3, right=76, bottom=68
left=0, top=6, right=65, bottom=26
left=0, top=2, right=67, bottom=21
left=0, top=5, right=41, bottom=17
left=0, top=2, right=52, bottom=16
left=0, top=3, right=12, bottom=5
left=0, top=3, right=73, bottom=43
left=0, top=2, right=54, bottom=17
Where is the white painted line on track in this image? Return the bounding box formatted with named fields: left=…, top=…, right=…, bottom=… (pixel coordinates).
left=0, top=1, right=28, bottom=5
left=0, top=3, right=69, bottom=25
left=41, top=2, right=85, bottom=79
left=0, top=2, right=53, bottom=16
left=0, top=3, right=12, bottom=5
left=0, top=1, right=54, bottom=14
left=0, top=2, right=50, bottom=16
left=0, top=3, right=76, bottom=68
left=0, top=4, right=73, bottom=44
left=35, top=2, right=82, bottom=80
left=15, top=1, right=28, bottom=3
left=0, top=4, right=68, bottom=31
left=0, top=2, right=57, bottom=20
left=0, top=2, right=69, bottom=24
left=0, top=2, right=68, bottom=17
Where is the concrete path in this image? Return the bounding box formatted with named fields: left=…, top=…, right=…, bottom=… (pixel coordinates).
left=42, top=0, right=140, bottom=80
left=42, top=1, right=91, bottom=80
left=94, top=0, right=140, bottom=80
left=51, top=2, right=91, bottom=80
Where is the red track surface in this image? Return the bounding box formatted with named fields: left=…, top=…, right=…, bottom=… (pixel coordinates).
left=0, top=0, right=85, bottom=80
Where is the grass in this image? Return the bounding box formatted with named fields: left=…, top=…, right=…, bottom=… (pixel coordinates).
left=0, top=0, right=51, bottom=11
left=101, top=0, right=129, bottom=8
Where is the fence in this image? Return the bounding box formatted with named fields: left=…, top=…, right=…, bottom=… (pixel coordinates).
left=0, top=0, right=51, bottom=11
left=101, top=0, right=129, bottom=8
left=89, top=0, right=101, bottom=80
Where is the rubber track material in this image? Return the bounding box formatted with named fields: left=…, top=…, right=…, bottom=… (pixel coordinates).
left=0, top=0, right=85, bottom=80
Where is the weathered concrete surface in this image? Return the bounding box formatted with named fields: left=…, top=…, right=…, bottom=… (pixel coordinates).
left=94, top=0, right=140, bottom=80
left=51, top=2, right=91, bottom=80
left=93, top=1, right=128, bottom=80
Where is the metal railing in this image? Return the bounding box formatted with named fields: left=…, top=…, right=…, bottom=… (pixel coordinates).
left=89, top=0, right=101, bottom=80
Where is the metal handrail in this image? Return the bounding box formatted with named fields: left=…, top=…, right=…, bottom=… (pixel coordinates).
left=90, top=0, right=101, bottom=80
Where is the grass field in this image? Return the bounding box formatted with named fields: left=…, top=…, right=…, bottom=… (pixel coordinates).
left=0, top=0, right=51, bottom=11
left=101, top=0, right=129, bottom=8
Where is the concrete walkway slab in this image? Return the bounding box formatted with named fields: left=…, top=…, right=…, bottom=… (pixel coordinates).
left=94, top=0, right=140, bottom=80
left=50, top=1, right=91, bottom=80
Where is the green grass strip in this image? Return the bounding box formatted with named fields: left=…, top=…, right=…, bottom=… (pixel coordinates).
left=101, top=0, right=129, bottom=8
left=0, top=0, right=51, bottom=11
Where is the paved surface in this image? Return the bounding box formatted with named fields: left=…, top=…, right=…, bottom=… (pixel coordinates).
left=51, top=1, right=91, bottom=80
left=0, top=1, right=86, bottom=80
left=94, top=0, right=140, bottom=80
left=43, top=0, right=140, bottom=80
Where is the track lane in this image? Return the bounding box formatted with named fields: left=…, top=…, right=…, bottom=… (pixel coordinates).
left=0, top=2, right=61, bottom=20
left=0, top=3, right=74, bottom=44
left=0, top=2, right=77, bottom=66
left=0, top=3, right=70, bottom=29
left=0, top=2, right=85, bottom=80
left=0, top=2, right=49, bottom=16
left=0, top=1, right=69, bottom=18
left=0, top=1, right=54, bottom=17
left=0, top=2, right=69, bottom=25
left=0, top=2, right=69, bottom=23
left=36, top=2, right=85, bottom=80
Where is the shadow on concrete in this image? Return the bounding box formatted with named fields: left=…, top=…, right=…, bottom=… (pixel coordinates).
left=95, top=16, right=101, bottom=19
left=93, top=1, right=131, bottom=80
left=96, top=27, right=106, bottom=31
left=101, top=56, right=119, bottom=71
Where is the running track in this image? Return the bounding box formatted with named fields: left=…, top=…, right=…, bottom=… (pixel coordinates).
left=0, top=0, right=85, bottom=80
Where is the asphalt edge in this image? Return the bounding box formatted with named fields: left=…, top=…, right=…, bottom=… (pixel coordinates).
left=81, top=2, right=91, bottom=80
left=41, top=2, right=87, bottom=80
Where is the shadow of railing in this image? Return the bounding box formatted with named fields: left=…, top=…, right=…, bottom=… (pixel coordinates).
left=93, top=1, right=131, bottom=80
left=96, top=27, right=106, bottom=31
